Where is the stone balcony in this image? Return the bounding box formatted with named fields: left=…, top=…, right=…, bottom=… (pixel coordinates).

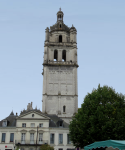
left=15, top=140, right=48, bottom=146
left=43, top=60, right=78, bottom=67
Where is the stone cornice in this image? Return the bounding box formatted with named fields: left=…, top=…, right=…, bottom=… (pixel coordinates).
left=42, top=94, right=78, bottom=96
left=44, top=42, right=77, bottom=48
left=49, top=127, right=69, bottom=130
left=43, top=62, right=79, bottom=68
left=0, top=127, right=16, bottom=128
left=17, top=118, right=49, bottom=120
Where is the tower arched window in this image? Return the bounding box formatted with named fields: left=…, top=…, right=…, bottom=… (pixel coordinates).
left=54, top=50, right=58, bottom=61
left=60, top=24, right=61, bottom=28
left=58, top=15, right=62, bottom=20
left=60, top=15, right=62, bottom=20
left=59, top=35, right=62, bottom=42
left=63, top=106, right=66, bottom=113
left=62, top=50, right=66, bottom=62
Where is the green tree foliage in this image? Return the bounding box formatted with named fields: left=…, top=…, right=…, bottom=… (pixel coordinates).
left=69, top=85, right=125, bottom=148
left=39, top=144, right=54, bottom=150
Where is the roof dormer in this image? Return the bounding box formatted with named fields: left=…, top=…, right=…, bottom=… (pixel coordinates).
left=2, top=120, right=7, bottom=127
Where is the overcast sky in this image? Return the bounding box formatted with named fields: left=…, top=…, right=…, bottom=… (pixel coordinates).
left=0, top=0, right=125, bottom=121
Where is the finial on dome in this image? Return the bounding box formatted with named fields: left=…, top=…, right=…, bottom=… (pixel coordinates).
left=59, top=7, right=61, bottom=11
left=72, top=24, right=74, bottom=27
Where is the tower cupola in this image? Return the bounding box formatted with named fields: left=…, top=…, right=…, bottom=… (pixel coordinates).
left=57, top=8, right=64, bottom=23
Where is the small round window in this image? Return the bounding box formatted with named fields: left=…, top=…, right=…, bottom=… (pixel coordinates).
left=32, top=114, right=34, bottom=117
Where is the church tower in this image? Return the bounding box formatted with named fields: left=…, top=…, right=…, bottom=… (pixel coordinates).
left=42, top=8, right=78, bottom=123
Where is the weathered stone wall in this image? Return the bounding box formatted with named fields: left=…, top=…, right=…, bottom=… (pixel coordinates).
left=42, top=66, right=78, bottom=119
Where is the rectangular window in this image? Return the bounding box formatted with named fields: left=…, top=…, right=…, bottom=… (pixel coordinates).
left=39, top=133, right=43, bottom=141
left=21, top=133, right=25, bottom=141
left=1, top=133, right=6, bottom=142
left=22, top=123, right=26, bottom=127
left=10, top=133, right=14, bottom=142
left=50, top=133, right=54, bottom=144
left=31, top=123, right=35, bottom=127
left=67, top=134, right=71, bottom=144
left=30, top=133, right=34, bottom=141
left=59, top=134, right=63, bottom=144
left=39, top=123, right=43, bottom=127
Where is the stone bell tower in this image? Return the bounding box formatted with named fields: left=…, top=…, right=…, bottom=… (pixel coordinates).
left=42, top=8, right=78, bottom=123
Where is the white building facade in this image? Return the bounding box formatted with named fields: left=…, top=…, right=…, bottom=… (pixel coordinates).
left=0, top=103, right=75, bottom=150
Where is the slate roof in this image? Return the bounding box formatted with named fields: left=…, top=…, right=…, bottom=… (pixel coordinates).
left=47, top=114, right=69, bottom=128
left=50, top=22, right=70, bottom=33
left=0, top=110, right=69, bottom=128
left=0, top=111, right=16, bottom=127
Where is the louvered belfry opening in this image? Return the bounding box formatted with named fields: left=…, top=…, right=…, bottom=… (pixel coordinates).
left=58, top=15, right=62, bottom=20
left=62, top=50, right=66, bottom=62
left=54, top=50, right=58, bottom=61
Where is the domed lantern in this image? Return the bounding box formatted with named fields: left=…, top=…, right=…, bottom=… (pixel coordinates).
left=57, top=8, right=64, bottom=22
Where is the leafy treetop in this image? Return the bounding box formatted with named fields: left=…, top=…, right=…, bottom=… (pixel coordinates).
left=69, top=84, right=125, bottom=148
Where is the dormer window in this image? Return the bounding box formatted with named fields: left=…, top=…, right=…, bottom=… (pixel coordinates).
left=2, top=120, right=7, bottom=127
left=59, top=121, right=63, bottom=127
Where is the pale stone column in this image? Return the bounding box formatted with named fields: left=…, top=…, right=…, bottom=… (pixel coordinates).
left=58, top=50, right=62, bottom=61
left=42, top=96, right=45, bottom=113
left=73, top=30, right=77, bottom=43
left=44, top=47, right=48, bottom=62
left=63, top=132, right=67, bottom=145
left=75, top=67, right=78, bottom=95
left=66, top=49, right=69, bottom=61
left=42, top=67, right=47, bottom=94
left=55, top=132, right=58, bottom=145
left=45, top=27, right=49, bottom=42
left=70, top=29, right=73, bottom=42
left=49, top=49, right=54, bottom=61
